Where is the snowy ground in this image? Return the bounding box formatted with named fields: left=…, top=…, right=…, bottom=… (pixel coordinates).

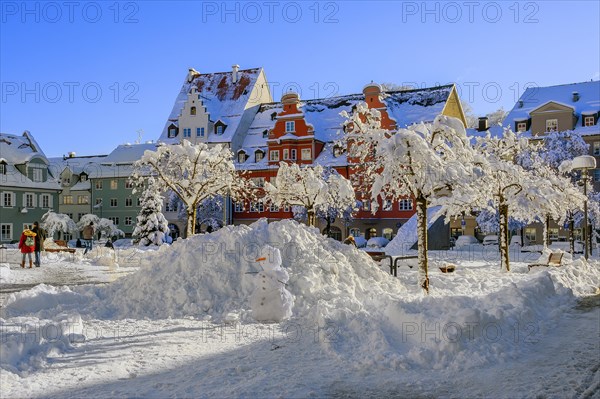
left=1, top=220, right=599, bottom=398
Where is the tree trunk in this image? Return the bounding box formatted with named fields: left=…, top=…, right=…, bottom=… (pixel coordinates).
left=416, top=194, right=429, bottom=293
left=543, top=215, right=550, bottom=249
left=326, top=217, right=331, bottom=237
left=307, top=209, right=316, bottom=227
left=499, top=201, right=510, bottom=272
left=186, top=206, right=197, bottom=237
left=568, top=212, right=575, bottom=255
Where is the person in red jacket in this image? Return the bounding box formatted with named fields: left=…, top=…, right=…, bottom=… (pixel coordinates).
left=18, top=228, right=36, bottom=269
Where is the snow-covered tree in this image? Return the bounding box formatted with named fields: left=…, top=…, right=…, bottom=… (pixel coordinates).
left=131, top=141, right=253, bottom=236
left=316, top=168, right=358, bottom=237
left=345, top=104, right=479, bottom=292
left=77, top=214, right=124, bottom=239
left=265, top=163, right=356, bottom=228
left=133, top=177, right=170, bottom=246
left=471, top=129, right=585, bottom=270
left=40, top=211, right=77, bottom=238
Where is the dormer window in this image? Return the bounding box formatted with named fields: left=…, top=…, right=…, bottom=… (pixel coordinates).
left=214, top=120, right=227, bottom=135
left=262, top=130, right=268, bottom=138
left=285, top=121, right=295, bottom=133
left=333, top=145, right=344, bottom=157
left=238, top=151, right=247, bottom=163
left=190, top=106, right=197, bottom=116
left=271, top=112, right=277, bottom=121
left=0, top=161, right=6, bottom=175
left=80, top=173, right=88, bottom=181
left=584, top=115, right=596, bottom=127
left=516, top=122, right=527, bottom=132
left=255, top=150, right=264, bottom=162
left=546, top=119, right=558, bottom=132
left=168, top=124, right=178, bottom=138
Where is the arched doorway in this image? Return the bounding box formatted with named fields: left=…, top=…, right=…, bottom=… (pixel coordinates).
left=366, top=228, right=377, bottom=239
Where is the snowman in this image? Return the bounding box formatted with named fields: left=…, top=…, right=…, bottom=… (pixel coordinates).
left=250, top=245, right=294, bottom=322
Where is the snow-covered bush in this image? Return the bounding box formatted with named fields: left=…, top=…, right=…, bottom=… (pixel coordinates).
left=133, top=177, right=170, bottom=246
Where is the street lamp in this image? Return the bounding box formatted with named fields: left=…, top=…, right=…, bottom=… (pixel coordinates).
left=573, top=155, right=597, bottom=260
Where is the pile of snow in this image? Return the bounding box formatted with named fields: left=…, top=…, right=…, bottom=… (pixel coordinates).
left=0, top=312, right=84, bottom=374
left=2, top=220, right=599, bottom=371
left=385, top=206, right=441, bottom=255
left=0, top=263, right=11, bottom=282
left=366, top=236, right=389, bottom=248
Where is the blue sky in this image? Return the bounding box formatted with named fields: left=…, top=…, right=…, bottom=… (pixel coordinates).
left=1, top=1, right=599, bottom=157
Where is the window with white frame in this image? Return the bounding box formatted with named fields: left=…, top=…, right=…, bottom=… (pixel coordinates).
left=77, top=213, right=85, bottom=221
left=350, top=228, right=360, bottom=238
left=593, top=169, right=600, bottom=182
left=283, top=205, right=290, bottom=212
left=30, top=165, right=44, bottom=182
left=283, top=149, right=289, bottom=160
left=255, top=151, right=264, bottom=162
left=516, top=122, right=527, bottom=132
left=95, top=180, right=103, bottom=190
left=235, top=202, right=244, bottom=212
left=63, top=195, right=73, bottom=205
left=216, top=125, right=224, bottom=135
left=1, top=224, right=12, bottom=241
left=125, top=181, right=134, bottom=189
left=257, top=200, right=264, bottom=212
left=545, top=119, right=558, bottom=132
left=24, top=193, right=35, bottom=208
left=66, top=213, right=73, bottom=219
left=238, top=152, right=246, bottom=163
left=594, top=142, right=600, bottom=156
left=0, top=162, right=5, bottom=175
left=548, top=228, right=559, bottom=241
left=270, top=203, right=279, bottom=212
left=124, top=216, right=133, bottom=226
left=41, top=194, right=50, bottom=208
left=137, top=197, right=142, bottom=206
left=362, top=200, right=371, bottom=211
left=301, top=148, right=311, bottom=160
left=525, top=227, right=537, bottom=243
left=399, top=199, right=413, bottom=210
left=290, top=149, right=297, bottom=160
left=110, top=180, right=118, bottom=190
left=250, top=202, right=258, bottom=212
left=270, top=150, right=280, bottom=161
left=95, top=198, right=102, bottom=206
left=2, top=192, right=14, bottom=207
left=285, top=121, right=295, bottom=132
left=110, top=198, right=118, bottom=207
left=252, top=177, right=265, bottom=188
left=383, top=199, right=393, bottom=211
left=125, top=198, right=133, bottom=207
left=109, top=217, right=119, bottom=225
left=584, top=116, right=595, bottom=127
left=183, top=128, right=191, bottom=138
left=77, top=195, right=89, bottom=204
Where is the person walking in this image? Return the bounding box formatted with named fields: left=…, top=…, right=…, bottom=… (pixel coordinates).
left=18, top=228, right=36, bottom=268
left=82, top=222, right=95, bottom=255
left=31, top=221, right=45, bottom=267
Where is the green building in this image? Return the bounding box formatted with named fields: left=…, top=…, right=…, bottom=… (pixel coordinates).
left=0, top=132, right=60, bottom=243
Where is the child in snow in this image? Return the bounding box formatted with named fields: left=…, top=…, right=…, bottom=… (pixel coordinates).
left=18, top=228, right=36, bottom=269
left=250, top=245, right=294, bottom=322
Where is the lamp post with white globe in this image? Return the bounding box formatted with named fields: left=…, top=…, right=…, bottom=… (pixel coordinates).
left=572, top=155, right=597, bottom=260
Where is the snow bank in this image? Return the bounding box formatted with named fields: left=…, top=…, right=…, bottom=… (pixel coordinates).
left=0, top=263, right=11, bottom=282
left=385, top=206, right=441, bottom=255
left=2, top=220, right=599, bottom=372
left=0, top=313, right=84, bottom=374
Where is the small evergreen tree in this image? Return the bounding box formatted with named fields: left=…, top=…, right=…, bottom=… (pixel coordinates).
left=133, top=177, right=170, bottom=246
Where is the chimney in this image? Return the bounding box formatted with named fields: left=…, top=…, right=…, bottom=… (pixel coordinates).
left=478, top=117, right=489, bottom=132
left=232, top=64, right=240, bottom=84
left=572, top=91, right=580, bottom=102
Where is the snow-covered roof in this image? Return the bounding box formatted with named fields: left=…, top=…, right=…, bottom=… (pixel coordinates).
left=0, top=132, right=48, bottom=165
left=505, top=80, right=600, bottom=136
left=158, top=67, right=264, bottom=144
left=48, top=155, right=109, bottom=176
left=238, top=85, right=454, bottom=167
left=101, top=143, right=158, bottom=165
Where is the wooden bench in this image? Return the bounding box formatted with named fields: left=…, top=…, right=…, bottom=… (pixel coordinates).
left=45, top=240, right=76, bottom=254
left=528, top=252, right=564, bottom=271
